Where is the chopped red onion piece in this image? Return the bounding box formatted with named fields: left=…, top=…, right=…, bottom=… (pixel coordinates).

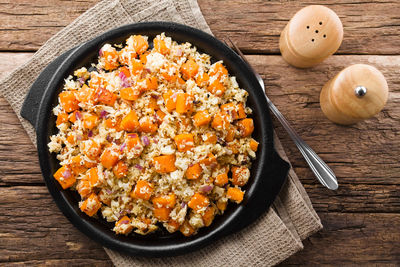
left=99, top=48, right=104, bottom=57
left=145, top=68, right=151, bottom=73
left=104, top=171, right=109, bottom=179
left=199, top=185, right=214, bottom=193
left=151, top=94, right=158, bottom=99
left=120, top=142, right=126, bottom=152
left=62, top=169, right=71, bottom=179
left=135, top=164, right=143, bottom=170
left=88, top=130, right=93, bottom=138
left=153, top=137, right=158, bottom=144
left=119, top=220, right=130, bottom=224
left=78, top=77, right=85, bottom=85
left=118, top=71, right=131, bottom=88
left=176, top=48, right=182, bottom=56
left=75, top=111, right=82, bottom=120
left=106, top=134, right=112, bottom=142
left=141, top=136, right=150, bottom=146
left=100, top=110, right=108, bottom=119
left=128, top=133, right=138, bottom=138
left=181, top=202, right=187, bottom=208
left=106, top=189, right=112, bottom=194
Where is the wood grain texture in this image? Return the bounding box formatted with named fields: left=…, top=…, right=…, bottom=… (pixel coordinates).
left=0, top=0, right=399, bottom=54
left=0, top=0, right=399, bottom=266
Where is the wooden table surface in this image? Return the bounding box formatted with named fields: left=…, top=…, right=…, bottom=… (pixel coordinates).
left=1, top=0, right=399, bottom=266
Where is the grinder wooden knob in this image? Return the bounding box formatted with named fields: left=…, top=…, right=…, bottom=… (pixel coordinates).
left=320, top=64, right=389, bottom=125
left=280, top=5, right=343, bottom=68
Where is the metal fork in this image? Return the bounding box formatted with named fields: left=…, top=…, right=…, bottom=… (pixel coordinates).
left=226, top=37, right=338, bottom=190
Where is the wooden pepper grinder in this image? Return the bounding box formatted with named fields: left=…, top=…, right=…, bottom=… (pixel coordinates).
left=320, top=64, right=389, bottom=125
left=280, top=5, right=343, bottom=68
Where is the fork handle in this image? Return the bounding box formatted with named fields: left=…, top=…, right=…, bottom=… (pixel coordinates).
left=266, top=97, right=338, bottom=190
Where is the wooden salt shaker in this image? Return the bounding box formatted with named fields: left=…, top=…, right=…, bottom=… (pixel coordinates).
left=320, top=64, right=389, bottom=125
left=280, top=5, right=343, bottom=68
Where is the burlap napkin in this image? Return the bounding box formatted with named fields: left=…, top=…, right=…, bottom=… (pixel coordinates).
left=0, top=0, right=322, bottom=265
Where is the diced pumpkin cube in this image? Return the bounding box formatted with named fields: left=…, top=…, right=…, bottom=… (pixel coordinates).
left=139, top=116, right=158, bottom=134
left=131, top=35, right=149, bottom=55
left=227, top=187, right=244, bottom=203
left=131, top=180, right=153, bottom=200
left=153, top=37, right=170, bottom=55
left=154, top=155, right=177, bottom=173
left=174, top=133, right=194, bottom=152
left=203, top=132, right=217, bottom=144
left=69, top=155, right=88, bottom=175
left=185, top=163, right=202, bottom=180
left=214, top=172, right=228, bottom=186
left=69, top=110, right=81, bottom=123
left=161, top=64, right=178, bottom=83
left=231, top=166, right=250, bottom=186
left=156, top=110, right=166, bottom=122
left=126, top=133, right=141, bottom=151
left=176, top=93, right=193, bottom=114
left=104, top=117, right=122, bottom=131
left=114, top=216, right=134, bottom=235
left=148, top=97, right=159, bottom=111
left=56, top=113, right=69, bottom=126
left=80, top=193, right=102, bottom=216
left=53, top=166, right=76, bottom=189
left=188, top=193, right=210, bottom=211
left=152, top=193, right=176, bottom=208
left=250, top=139, right=259, bottom=152
left=66, top=133, right=76, bottom=145
left=119, top=47, right=137, bottom=66
left=181, top=59, right=199, bottom=80
left=196, top=72, right=209, bottom=87
left=87, top=167, right=99, bottom=186
left=81, top=139, right=101, bottom=161
left=209, top=62, right=228, bottom=80
left=179, top=220, right=195, bottom=237
left=100, top=147, right=120, bottom=169
left=120, top=87, right=141, bottom=101
left=59, top=91, right=79, bottom=113
left=163, top=90, right=177, bottom=112
left=95, top=87, right=117, bottom=106
left=83, top=114, right=99, bottom=130
left=237, top=118, right=254, bottom=137
left=237, top=103, right=246, bottom=119
left=202, top=206, right=216, bottom=227
left=221, top=102, right=246, bottom=121
left=76, top=84, right=95, bottom=104
left=211, top=111, right=230, bottom=131
left=102, top=47, right=119, bottom=71
left=200, top=153, right=217, bottom=167
left=193, top=110, right=211, bottom=127
left=153, top=207, right=171, bottom=222
left=121, top=110, right=139, bottom=132
left=113, top=160, right=128, bottom=178
left=119, top=66, right=132, bottom=78
left=207, top=80, right=225, bottom=96
left=89, top=72, right=107, bottom=89
left=166, top=220, right=181, bottom=233
left=217, top=199, right=227, bottom=211
left=225, top=125, right=236, bottom=142
left=76, top=179, right=92, bottom=199
left=139, top=51, right=149, bottom=65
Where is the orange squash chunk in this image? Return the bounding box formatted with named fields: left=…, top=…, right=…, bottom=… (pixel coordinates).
left=202, top=206, right=216, bottom=227
left=209, top=62, right=228, bottom=80
left=176, top=93, right=193, bottom=114
left=95, top=88, right=117, bottom=106
left=87, top=167, right=99, bottom=186
left=200, top=153, right=217, bottom=167
left=146, top=76, right=158, bottom=91
left=100, top=147, right=120, bottom=169
left=113, top=161, right=128, bottom=178
left=80, top=193, right=102, bottom=216
left=250, top=139, right=259, bottom=152
left=53, top=165, right=76, bottom=189
left=214, top=172, right=228, bottom=186
left=225, top=126, right=236, bottom=142
left=66, top=133, right=75, bottom=145
left=154, top=155, right=177, bottom=173
left=148, top=97, right=159, bottom=111
left=196, top=72, right=209, bottom=87
left=163, top=90, right=177, bottom=112
left=174, top=133, right=194, bottom=152
left=156, top=110, right=166, bottom=122
left=103, top=47, right=119, bottom=71
left=192, top=110, right=211, bottom=127
left=166, top=220, right=181, bottom=233
left=217, top=200, right=227, bottom=211
left=185, top=163, right=202, bottom=180
left=153, top=37, right=170, bottom=55
left=59, top=91, right=79, bottom=113
left=56, top=113, right=69, bottom=126
left=121, top=110, right=139, bottom=132
left=69, top=155, right=88, bottom=175
left=179, top=220, right=195, bottom=237
left=83, top=114, right=99, bottom=130
left=76, top=179, right=92, bottom=199
left=115, top=216, right=134, bottom=235
left=181, top=59, right=199, bottom=80
left=126, top=133, right=141, bottom=150
left=231, top=166, right=250, bottom=186
left=131, top=35, right=149, bottom=55
left=139, top=116, right=158, bottom=134
left=207, top=80, right=225, bottom=96
left=152, top=193, right=176, bottom=208
left=203, top=132, right=217, bottom=144
left=76, top=84, right=95, bottom=104
left=120, top=87, right=141, bottom=101
left=119, top=48, right=136, bottom=66
left=153, top=207, right=171, bottom=222
left=131, top=180, right=153, bottom=200
left=211, top=111, right=230, bottom=131
left=237, top=118, right=254, bottom=137
left=82, top=139, right=101, bottom=161
left=227, top=187, right=244, bottom=203
left=105, top=117, right=122, bottom=131
left=188, top=193, right=210, bottom=211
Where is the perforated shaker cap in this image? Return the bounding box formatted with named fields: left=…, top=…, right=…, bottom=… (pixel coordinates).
left=280, top=5, right=343, bottom=68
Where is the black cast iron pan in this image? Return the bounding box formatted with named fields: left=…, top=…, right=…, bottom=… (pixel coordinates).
left=21, top=22, right=290, bottom=257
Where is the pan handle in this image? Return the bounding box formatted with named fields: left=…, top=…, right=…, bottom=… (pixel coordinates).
left=20, top=47, right=78, bottom=131
left=221, top=151, right=290, bottom=236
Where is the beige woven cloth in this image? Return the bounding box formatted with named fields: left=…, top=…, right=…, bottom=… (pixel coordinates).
left=0, top=0, right=322, bottom=266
